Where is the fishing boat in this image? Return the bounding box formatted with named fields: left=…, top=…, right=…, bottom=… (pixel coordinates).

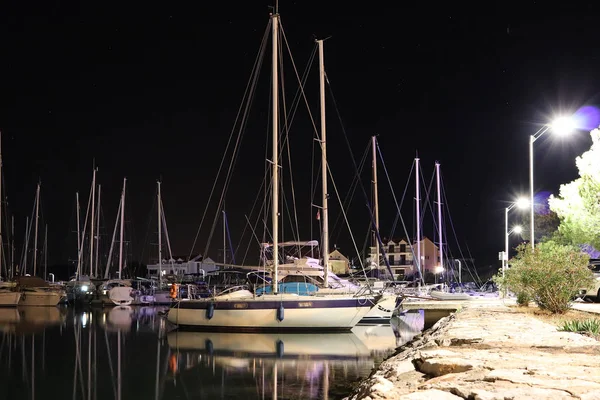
left=167, top=11, right=376, bottom=331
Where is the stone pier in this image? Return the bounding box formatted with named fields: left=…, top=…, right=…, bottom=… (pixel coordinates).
left=345, top=305, right=600, bottom=400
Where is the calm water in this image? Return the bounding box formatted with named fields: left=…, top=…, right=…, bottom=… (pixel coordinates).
left=0, top=306, right=424, bottom=400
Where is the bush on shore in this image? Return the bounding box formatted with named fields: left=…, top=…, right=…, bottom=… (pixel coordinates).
left=494, top=242, right=593, bottom=314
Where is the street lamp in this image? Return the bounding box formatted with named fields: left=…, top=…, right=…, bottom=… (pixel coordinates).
left=504, top=198, right=528, bottom=277
left=529, top=116, right=576, bottom=249
left=504, top=225, right=523, bottom=276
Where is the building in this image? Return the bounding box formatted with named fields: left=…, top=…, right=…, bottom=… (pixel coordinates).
left=328, top=249, right=350, bottom=275
left=368, top=237, right=439, bottom=280
left=146, top=254, right=218, bottom=278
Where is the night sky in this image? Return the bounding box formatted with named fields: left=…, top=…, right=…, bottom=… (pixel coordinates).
left=1, top=1, right=600, bottom=274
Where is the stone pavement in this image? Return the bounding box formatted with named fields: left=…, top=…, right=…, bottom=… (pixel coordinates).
left=344, top=306, right=600, bottom=400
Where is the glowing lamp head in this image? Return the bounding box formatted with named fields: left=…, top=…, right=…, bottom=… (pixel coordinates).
left=551, top=116, right=575, bottom=136
left=434, top=265, right=444, bottom=274
left=512, top=225, right=523, bottom=235
left=515, top=198, right=529, bottom=209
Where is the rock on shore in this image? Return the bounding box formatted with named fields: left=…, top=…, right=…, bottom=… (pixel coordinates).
left=344, top=306, right=600, bottom=400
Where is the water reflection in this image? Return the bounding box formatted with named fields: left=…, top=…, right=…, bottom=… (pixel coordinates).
left=0, top=307, right=423, bottom=400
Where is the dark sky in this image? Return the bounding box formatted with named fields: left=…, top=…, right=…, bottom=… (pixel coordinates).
left=1, top=1, right=599, bottom=273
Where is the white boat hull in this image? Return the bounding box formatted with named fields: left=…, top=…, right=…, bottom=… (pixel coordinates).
left=359, top=295, right=398, bottom=324
left=167, top=293, right=374, bottom=331
left=19, top=291, right=63, bottom=306
left=0, top=291, right=21, bottom=307
left=429, top=290, right=473, bottom=301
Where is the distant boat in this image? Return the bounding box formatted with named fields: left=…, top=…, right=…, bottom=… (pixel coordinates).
left=17, top=276, right=65, bottom=306
left=0, top=289, right=21, bottom=307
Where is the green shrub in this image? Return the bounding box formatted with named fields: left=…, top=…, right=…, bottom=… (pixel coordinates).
left=516, top=292, right=531, bottom=307
left=559, top=319, right=600, bottom=335
left=499, top=242, right=593, bottom=314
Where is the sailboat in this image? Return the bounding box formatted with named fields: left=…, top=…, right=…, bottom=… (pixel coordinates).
left=427, top=162, right=472, bottom=301
left=167, top=11, right=376, bottom=331
left=0, top=133, right=21, bottom=307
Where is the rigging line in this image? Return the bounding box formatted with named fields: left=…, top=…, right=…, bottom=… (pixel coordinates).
left=324, top=76, right=380, bottom=282
left=138, top=188, right=157, bottom=263
left=331, top=138, right=370, bottom=246
left=279, top=25, right=319, bottom=248
left=277, top=23, right=301, bottom=247
left=376, top=144, right=423, bottom=281
left=200, top=22, right=270, bottom=261
left=463, top=241, right=483, bottom=286
left=388, top=161, right=415, bottom=240
left=223, top=212, right=236, bottom=264
left=418, top=165, right=435, bottom=230
left=325, top=156, right=370, bottom=280
left=188, top=20, right=271, bottom=260
left=20, top=192, right=37, bottom=273
left=440, top=172, right=481, bottom=285
left=232, top=73, right=275, bottom=267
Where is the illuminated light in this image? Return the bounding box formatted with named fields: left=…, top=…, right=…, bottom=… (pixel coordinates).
left=434, top=265, right=444, bottom=274
left=80, top=285, right=89, bottom=292
left=513, top=225, right=523, bottom=234
left=551, top=116, right=576, bottom=136
left=515, top=198, right=529, bottom=209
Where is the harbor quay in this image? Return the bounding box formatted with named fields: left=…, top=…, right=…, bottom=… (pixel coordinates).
left=344, top=302, right=600, bottom=400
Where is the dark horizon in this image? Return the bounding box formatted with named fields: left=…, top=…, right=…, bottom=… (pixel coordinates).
left=2, top=2, right=600, bottom=277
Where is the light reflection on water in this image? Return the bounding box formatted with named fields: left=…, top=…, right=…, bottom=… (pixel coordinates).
left=0, top=307, right=424, bottom=400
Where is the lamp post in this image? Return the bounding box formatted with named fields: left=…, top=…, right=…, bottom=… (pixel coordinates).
left=529, top=116, right=576, bottom=249
left=504, top=198, right=528, bottom=277
left=504, top=225, right=523, bottom=277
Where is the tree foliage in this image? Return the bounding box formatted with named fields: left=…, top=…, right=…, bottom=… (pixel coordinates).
left=519, top=210, right=560, bottom=243
left=495, top=242, right=592, bottom=314
left=549, top=128, right=600, bottom=251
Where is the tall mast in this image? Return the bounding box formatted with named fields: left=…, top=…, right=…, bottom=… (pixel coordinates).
left=89, top=168, right=96, bottom=277
left=118, top=178, right=126, bottom=280
left=0, top=131, right=3, bottom=279
left=23, top=217, right=29, bottom=274
left=435, top=162, right=443, bottom=274
left=157, top=180, right=162, bottom=286
left=95, top=184, right=101, bottom=278
left=415, top=157, right=422, bottom=279
left=33, top=182, right=40, bottom=276
left=222, top=209, right=226, bottom=265
left=103, top=199, right=121, bottom=279
left=271, top=11, right=280, bottom=294
left=11, top=215, right=14, bottom=279
left=76, top=192, right=81, bottom=278
left=371, top=136, right=380, bottom=271
left=317, top=39, right=329, bottom=287
left=44, top=224, right=48, bottom=280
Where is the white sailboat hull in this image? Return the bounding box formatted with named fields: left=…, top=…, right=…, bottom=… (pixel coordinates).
left=19, top=291, right=63, bottom=306
left=359, top=294, right=398, bottom=324
left=167, top=293, right=374, bottom=331
left=0, top=291, right=21, bottom=307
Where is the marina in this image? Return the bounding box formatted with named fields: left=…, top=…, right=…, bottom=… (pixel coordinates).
left=0, top=306, right=425, bottom=399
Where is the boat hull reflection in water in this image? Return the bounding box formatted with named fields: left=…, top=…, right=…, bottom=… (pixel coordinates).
left=0, top=307, right=424, bottom=400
